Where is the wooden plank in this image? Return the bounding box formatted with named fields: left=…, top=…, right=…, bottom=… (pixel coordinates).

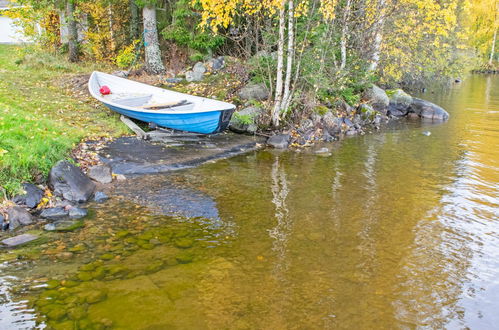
left=139, top=100, right=189, bottom=109
left=120, top=115, right=147, bottom=140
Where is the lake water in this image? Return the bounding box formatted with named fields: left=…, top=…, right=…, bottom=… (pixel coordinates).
left=0, top=75, right=498, bottom=329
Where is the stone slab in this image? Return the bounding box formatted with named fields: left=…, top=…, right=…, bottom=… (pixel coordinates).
left=1, top=234, right=38, bottom=247
left=97, top=132, right=265, bottom=175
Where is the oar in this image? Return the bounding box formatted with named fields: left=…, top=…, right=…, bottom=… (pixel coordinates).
left=139, top=100, right=190, bottom=109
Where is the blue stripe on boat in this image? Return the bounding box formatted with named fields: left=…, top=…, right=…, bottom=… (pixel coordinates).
left=106, top=103, right=223, bottom=134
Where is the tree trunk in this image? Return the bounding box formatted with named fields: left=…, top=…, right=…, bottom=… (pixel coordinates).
left=130, top=0, right=140, bottom=41
left=271, top=3, right=286, bottom=127
left=489, top=27, right=497, bottom=66
left=66, top=0, right=78, bottom=62
left=143, top=5, right=165, bottom=75
left=281, top=0, right=295, bottom=112
left=340, top=0, right=352, bottom=70
left=368, top=0, right=386, bottom=72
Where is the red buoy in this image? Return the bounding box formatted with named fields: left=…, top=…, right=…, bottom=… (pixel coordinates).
left=99, top=85, right=111, bottom=95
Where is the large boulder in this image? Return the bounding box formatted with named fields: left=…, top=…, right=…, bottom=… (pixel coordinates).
left=87, top=164, right=112, bottom=184
left=12, top=183, right=44, bottom=209
left=322, top=112, right=342, bottom=136
left=49, top=161, right=96, bottom=203
left=408, top=98, right=450, bottom=121
left=267, top=134, right=291, bottom=149
left=6, top=206, right=33, bottom=231
left=229, top=107, right=263, bottom=134
left=237, top=83, right=269, bottom=101
left=362, top=85, right=389, bottom=114
left=388, top=89, right=413, bottom=116
left=185, top=70, right=203, bottom=82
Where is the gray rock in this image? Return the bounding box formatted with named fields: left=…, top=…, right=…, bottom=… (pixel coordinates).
left=193, top=62, right=207, bottom=74
left=358, top=104, right=376, bottom=121
left=44, top=219, right=84, bottom=232
left=69, top=207, right=88, bottom=219
left=237, top=84, right=269, bottom=101
left=362, top=84, right=389, bottom=114
left=40, top=207, right=68, bottom=220
left=322, top=112, right=341, bottom=135
left=408, top=98, right=450, bottom=121
left=6, top=206, right=33, bottom=231
left=229, top=107, right=263, bottom=134
left=185, top=70, right=203, bottom=82
left=267, top=134, right=291, bottom=149
left=165, top=77, right=183, bottom=84
left=49, top=161, right=95, bottom=202
left=1, top=234, right=38, bottom=247
left=112, top=71, right=128, bottom=78
left=87, top=164, right=112, bottom=184
left=315, top=147, right=330, bottom=154
left=0, top=213, right=5, bottom=230
left=213, top=57, right=224, bottom=70
left=310, top=113, right=322, bottom=126
left=388, top=89, right=413, bottom=115
left=12, top=183, right=44, bottom=209
left=300, top=119, right=314, bottom=131
left=94, top=191, right=109, bottom=203
left=343, top=117, right=354, bottom=128
left=388, top=109, right=406, bottom=117
left=336, top=99, right=355, bottom=116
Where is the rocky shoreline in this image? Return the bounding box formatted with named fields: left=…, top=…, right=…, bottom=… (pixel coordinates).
left=230, top=83, right=450, bottom=149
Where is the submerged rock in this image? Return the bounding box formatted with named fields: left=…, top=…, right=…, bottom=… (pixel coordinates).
left=12, top=183, right=44, bottom=209
left=362, top=84, right=389, bottom=114
left=237, top=83, right=269, bottom=101
left=87, top=164, right=112, bottom=184
left=40, top=207, right=68, bottom=220
left=49, top=161, right=96, bottom=202
left=6, top=206, right=33, bottom=230
left=267, top=134, right=291, bottom=149
left=44, top=219, right=84, bottom=232
left=69, top=207, right=88, bottom=219
left=408, top=98, right=450, bottom=121
left=1, top=233, right=38, bottom=247
left=94, top=191, right=109, bottom=203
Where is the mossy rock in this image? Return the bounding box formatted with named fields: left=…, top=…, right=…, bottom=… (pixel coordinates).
left=84, top=290, right=107, bottom=304
left=145, top=261, right=164, bottom=274
left=115, top=230, right=130, bottom=238
left=68, top=306, right=87, bottom=320
left=77, top=271, right=94, bottom=282
left=174, top=238, right=194, bottom=249
left=99, top=253, right=115, bottom=261
left=68, top=244, right=87, bottom=253
left=46, top=307, right=67, bottom=321
left=61, top=280, right=79, bottom=288
left=109, top=244, right=125, bottom=252
left=91, top=266, right=107, bottom=280
left=105, top=265, right=128, bottom=277
left=314, top=105, right=330, bottom=116
left=40, top=289, right=61, bottom=299
left=175, top=251, right=194, bottom=264
left=124, top=237, right=137, bottom=244
left=137, top=232, right=154, bottom=241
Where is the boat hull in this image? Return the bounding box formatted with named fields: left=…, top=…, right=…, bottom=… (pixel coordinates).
left=105, top=103, right=234, bottom=134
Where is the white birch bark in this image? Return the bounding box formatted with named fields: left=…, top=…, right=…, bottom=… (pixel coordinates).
left=489, top=27, right=497, bottom=65
left=340, top=0, right=352, bottom=70
left=368, top=0, right=386, bottom=72
left=281, top=0, right=295, bottom=112
left=143, top=5, right=165, bottom=75
left=271, top=3, right=287, bottom=127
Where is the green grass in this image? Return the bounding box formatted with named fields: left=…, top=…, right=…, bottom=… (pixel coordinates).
left=0, top=45, right=128, bottom=197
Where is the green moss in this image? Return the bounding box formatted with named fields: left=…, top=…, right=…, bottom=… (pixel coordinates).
left=84, top=290, right=107, bottom=304
left=314, top=105, right=330, bottom=116
left=174, top=238, right=194, bottom=249
left=46, top=280, right=60, bottom=289
left=175, top=251, right=194, bottom=264
left=99, top=253, right=115, bottom=261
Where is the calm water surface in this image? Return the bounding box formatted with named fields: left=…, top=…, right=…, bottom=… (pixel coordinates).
left=0, top=75, right=498, bottom=329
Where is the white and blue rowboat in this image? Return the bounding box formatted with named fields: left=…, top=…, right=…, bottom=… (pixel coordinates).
left=88, top=71, right=235, bottom=134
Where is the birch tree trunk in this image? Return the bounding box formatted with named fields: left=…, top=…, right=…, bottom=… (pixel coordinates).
left=271, top=3, right=287, bottom=127
left=281, top=0, right=295, bottom=112
left=143, top=5, right=165, bottom=74
left=368, top=0, right=386, bottom=72
left=66, top=0, right=78, bottom=62
left=489, top=27, right=497, bottom=65
left=130, top=0, right=140, bottom=41
left=340, top=0, right=352, bottom=70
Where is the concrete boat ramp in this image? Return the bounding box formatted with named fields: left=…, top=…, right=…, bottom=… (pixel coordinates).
left=97, top=131, right=266, bottom=175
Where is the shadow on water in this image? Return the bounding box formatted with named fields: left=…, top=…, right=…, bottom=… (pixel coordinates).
left=0, top=75, right=498, bottom=329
